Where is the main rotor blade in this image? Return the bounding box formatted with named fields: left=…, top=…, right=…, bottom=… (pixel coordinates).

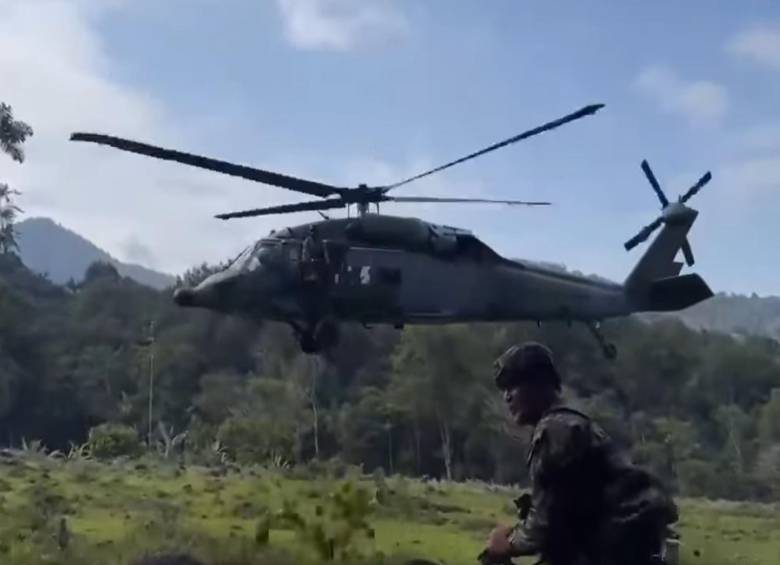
left=387, top=196, right=551, bottom=205
left=70, top=133, right=341, bottom=199
left=679, top=171, right=712, bottom=204
left=381, top=103, right=604, bottom=192
left=215, top=199, right=345, bottom=220
left=640, top=160, right=669, bottom=207
left=681, top=238, right=695, bottom=266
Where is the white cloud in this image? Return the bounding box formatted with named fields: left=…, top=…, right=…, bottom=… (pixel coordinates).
left=276, top=0, right=408, bottom=51
left=729, top=123, right=780, bottom=155
left=121, top=235, right=158, bottom=268
left=0, top=0, right=287, bottom=276
left=727, top=23, right=780, bottom=70
left=634, top=66, right=728, bottom=127
left=720, top=156, right=780, bottom=198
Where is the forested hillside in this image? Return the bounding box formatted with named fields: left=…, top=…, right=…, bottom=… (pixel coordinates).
left=1, top=254, right=779, bottom=503
left=672, top=293, right=780, bottom=340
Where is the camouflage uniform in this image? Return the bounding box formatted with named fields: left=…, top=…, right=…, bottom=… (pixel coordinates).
left=302, top=225, right=323, bottom=263
left=494, top=343, right=678, bottom=565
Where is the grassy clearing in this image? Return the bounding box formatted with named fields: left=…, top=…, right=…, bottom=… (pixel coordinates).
left=0, top=453, right=777, bottom=565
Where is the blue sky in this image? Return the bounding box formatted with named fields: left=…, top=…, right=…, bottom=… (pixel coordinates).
left=2, top=0, right=779, bottom=295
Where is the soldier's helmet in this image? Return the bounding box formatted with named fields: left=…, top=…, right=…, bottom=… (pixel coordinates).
left=493, top=341, right=561, bottom=391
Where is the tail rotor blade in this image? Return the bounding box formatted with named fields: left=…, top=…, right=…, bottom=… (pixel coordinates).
left=624, top=217, right=664, bottom=251
left=641, top=160, right=669, bottom=207
left=679, top=171, right=712, bottom=204
left=681, top=239, right=695, bottom=266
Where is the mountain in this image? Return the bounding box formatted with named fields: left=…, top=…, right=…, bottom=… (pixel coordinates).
left=15, top=217, right=176, bottom=290
left=651, top=293, right=780, bottom=340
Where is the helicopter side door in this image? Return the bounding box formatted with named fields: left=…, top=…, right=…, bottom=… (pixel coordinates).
left=395, top=253, right=485, bottom=321
left=330, top=246, right=404, bottom=321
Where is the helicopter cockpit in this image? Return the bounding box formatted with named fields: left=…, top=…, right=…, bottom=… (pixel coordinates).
left=227, top=239, right=287, bottom=273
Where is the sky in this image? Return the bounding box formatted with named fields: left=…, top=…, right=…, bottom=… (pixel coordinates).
left=1, top=0, right=779, bottom=296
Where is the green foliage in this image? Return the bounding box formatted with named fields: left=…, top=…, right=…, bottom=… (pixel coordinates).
left=2, top=456, right=777, bottom=565
left=758, top=388, right=780, bottom=446
left=83, top=260, right=121, bottom=284
left=0, top=102, right=33, bottom=163
left=87, top=422, right=142, bottom=460
left=0, top=102, right=31, bottom=256
left=217, top=418, right=276, bottom=465
left=216, top=377, right=303, bottom=465
left=2, top=248, right=780, bottom=501
left=0, top=183, right=22, bottom=254
left=275, top=480, right=377, bottom=561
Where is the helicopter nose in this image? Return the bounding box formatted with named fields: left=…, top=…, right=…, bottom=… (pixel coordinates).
left=173, top=287, right=196, bottom=307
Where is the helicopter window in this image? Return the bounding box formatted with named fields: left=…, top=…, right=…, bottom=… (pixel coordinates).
left=255, top=241, right=283, bottom=266
left=228, top=245, right=254, bottom=270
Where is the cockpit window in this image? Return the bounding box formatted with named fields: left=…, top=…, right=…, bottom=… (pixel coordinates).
left=227, top=245, right=253, bottom=270
left=227, top=244, right=262, bottom=272
left=254, top=239, right=284, bottom=267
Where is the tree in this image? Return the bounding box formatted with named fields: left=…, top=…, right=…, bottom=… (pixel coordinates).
left=0, top=184, right=22, bottom=254
left=0, top=103, right=33, bottom=163
left=758, top=388, right=780, bottom=446
left=218, top=377, right=306, bottom=464
left=0, top=103, right=33, bottom=255
left=388, top=326, right=491, bottom=480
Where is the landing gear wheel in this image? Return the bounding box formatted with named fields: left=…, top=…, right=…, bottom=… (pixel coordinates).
left=585, top=321, right=618, bottom=360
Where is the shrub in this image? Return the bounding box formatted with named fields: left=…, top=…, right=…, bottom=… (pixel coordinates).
left=87, top=423, right=143, bottom=460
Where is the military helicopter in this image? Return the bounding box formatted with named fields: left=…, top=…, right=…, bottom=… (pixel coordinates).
left=70, top=103, right=713, bottom=358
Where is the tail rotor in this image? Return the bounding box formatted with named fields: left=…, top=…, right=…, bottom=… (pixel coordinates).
left=624, top=160, right=712, bottom=266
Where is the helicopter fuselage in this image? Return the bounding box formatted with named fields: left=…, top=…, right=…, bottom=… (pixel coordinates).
left=176, top=214, right=631, bottom=333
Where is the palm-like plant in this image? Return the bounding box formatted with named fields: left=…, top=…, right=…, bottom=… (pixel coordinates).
left=0, top=183, right=22, bottom=254
left=0, top=103, right=32, bottom=255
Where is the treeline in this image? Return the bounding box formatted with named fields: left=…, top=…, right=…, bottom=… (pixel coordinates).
left=1, top=254, right=779, bottom=502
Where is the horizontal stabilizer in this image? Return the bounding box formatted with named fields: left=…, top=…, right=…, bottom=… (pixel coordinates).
left=646, top=274, right=713, bottom=311
left=659, top=260, right=684, bottom=280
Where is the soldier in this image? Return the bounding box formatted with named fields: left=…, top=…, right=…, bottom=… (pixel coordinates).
left=301, top=224, right=323, bottom=264
left=301, top=224, right=325, bottom=284
left=482, top=342, right=678, bottom=565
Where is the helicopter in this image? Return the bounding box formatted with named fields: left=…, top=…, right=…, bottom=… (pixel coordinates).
left=70, top=103, right=713, bottom=359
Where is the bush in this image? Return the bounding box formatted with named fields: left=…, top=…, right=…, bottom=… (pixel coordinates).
left=216, top=417, right=296, bottom=465
left=87, top=423, right=143, bottom=460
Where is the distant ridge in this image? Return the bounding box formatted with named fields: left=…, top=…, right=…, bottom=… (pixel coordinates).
left=16, top=217, right=175, bottom=290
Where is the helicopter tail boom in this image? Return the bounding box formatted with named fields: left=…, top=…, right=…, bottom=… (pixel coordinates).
left=622, top=203, right=713, bottom=311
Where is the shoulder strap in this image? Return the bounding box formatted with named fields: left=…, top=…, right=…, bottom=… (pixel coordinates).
left=544, top=405, right=592, bottom=421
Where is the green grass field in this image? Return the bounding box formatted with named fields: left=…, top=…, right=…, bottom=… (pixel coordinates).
left=0, top=453, right=777, bottom=565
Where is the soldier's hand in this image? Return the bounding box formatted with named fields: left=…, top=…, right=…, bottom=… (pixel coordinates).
left=485, top=524, right=513, bottom=557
